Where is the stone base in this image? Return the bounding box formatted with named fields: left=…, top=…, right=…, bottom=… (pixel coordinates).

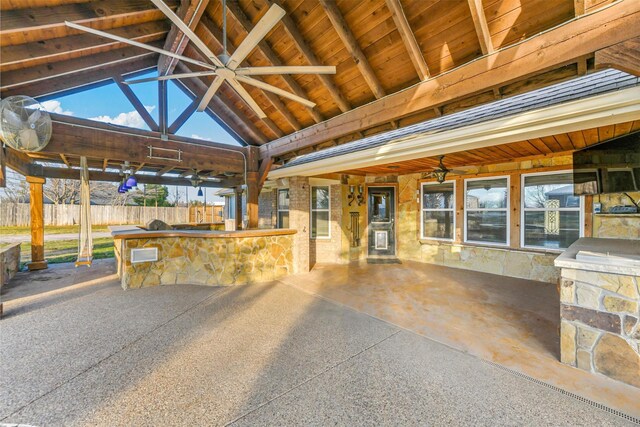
left=27, top=260, right=48, bottom=271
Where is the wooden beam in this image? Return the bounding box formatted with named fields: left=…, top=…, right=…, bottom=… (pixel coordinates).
left=4, top=147, right=33, bottom=176
left=1, top=55, right=158, bottom=100
left=260, top=1, right=640, bottom=159
left=158, top=79, right=169, bottom=134
left=319, top=0, right=386, bottom=99
left=59, top=154, right=71, bottom=168
left=0, top=0, right=178, bottom=42
left=467, top=0, right=494, bottom=55
left=269, top=0, right=351, bottom=113
left=36, top=166, right=241, bottom=188
left=156, top=165, right=175, bottom=176
left=595, top=36, right=640, bottom=76
left=0, top=147, right=5, bottom=187
left=198, top=14, right=296, bottom=134
left=42, top=114, right=245, bottom=173
left=225, top=1, right=324, bottom=124
left=1, top=42, right=164, bottom=93
left=575, top=0, right=586, bottom=16
left=158, top=0, right=210, bottom=76
left=26, top=176, right=48, bottom=271
left=102, top=158, right=109, bottom=171
left=1, top=21, right=169, bottom=74
left=114, top=75, right=160, bottom=132
left=258, top=157, right=273, bottom=189
left=385, top=0, right=430, bottom=80
left=169, top=99, right=199, bottom=134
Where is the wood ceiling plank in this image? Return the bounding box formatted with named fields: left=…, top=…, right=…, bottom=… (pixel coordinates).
left=613, top=121, right=634, bottom=138
left=319, top=0, right=386, bottom=99
left=1, top=20, right=169, bottom=73
left=0, top=0, right=177, bottom=46
left=260, top=1, right=640, bottom=159
left=385, top=0, right=429, bottom=80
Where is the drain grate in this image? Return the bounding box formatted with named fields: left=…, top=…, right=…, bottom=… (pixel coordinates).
left=481, top=359, right=640, bottom=425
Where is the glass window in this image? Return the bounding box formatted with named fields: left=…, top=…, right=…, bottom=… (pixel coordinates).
left=227, top=195, right=236, bottom=220
left=277, top=189, right=289, bottom=228
left=311, top=186, right=330, bottom=238
left=422, top=182, right=455, bottom=240
left=522, top=172, right=581, bottom=250
left=465, top=177, right=509, bottom=245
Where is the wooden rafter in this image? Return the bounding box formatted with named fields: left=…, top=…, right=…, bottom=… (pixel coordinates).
left=269, top=0, right=351, bottom=113
left=0, top=20, right=169, bottom=73
left=319, top=0, right=386, bottom=99
left=59, top=154, right=71, bottom=168
left=385, top=0, right=430, bottom=81
left=467, top=0, right=494, bottom=55
left=225, top=1, right=324, bottom=124
left=158, top=0, right=210, bottom=76
left=169, top=98, right=200, bottom=134
left=575, top=0, right=586, bottom=16
left=113, top=75, right=159, bottom=132
left=102, top=158, right=109, bottom=171
left=595, top=36, right=640, bottom=76
left=156, top=165, right=175, bottom=176
left=260, top=1, right=640, bottom=159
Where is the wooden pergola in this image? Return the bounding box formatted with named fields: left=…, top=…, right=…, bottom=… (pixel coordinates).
left=1, top=0, right=639, bottom=269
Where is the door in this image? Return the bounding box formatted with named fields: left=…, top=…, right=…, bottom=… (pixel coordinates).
left=367, top=186, right=396, bottom=257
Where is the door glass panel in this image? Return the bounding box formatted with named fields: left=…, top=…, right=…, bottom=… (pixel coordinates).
left=371, top=192, right=390, bottom=222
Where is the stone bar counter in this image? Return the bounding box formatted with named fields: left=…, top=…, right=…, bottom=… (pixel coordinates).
left=555, top=238, right=639, bottom=388
left=111, top=227, right=296, bottom=289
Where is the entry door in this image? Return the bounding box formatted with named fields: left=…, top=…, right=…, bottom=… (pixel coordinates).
left=367, top=187, right=396, bottom=256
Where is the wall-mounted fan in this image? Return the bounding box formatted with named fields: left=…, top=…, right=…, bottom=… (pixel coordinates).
left=65, top=0, right=336, bottom=118
left=0, top=95, right=52, bottom=152
left=422, top=156, right=471, bottom=183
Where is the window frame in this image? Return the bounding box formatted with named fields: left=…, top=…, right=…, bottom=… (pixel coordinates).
left=277, top=188, right=289, bottom=229
left=464, top=175, right=511, bottom=247
left=420, top=180, right=456, bottom=242
left=520, top=170, right=583, bottom=252
left=310, top=185, right=331, bottom=240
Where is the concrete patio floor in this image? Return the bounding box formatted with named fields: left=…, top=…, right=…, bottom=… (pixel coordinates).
left=0, top=260, right=637, bottom=426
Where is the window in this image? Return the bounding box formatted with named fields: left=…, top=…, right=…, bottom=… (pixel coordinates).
left=277, top=189, right=289, bottom=228
left=226, top=195, right=236, bottom=220
left=465, top=177, right=509, bottom=245
left=311, top=186, right=330, bottom=238
left=522, top=172, right=582, bottom=250
left=421, top=181, right=455, bottom=240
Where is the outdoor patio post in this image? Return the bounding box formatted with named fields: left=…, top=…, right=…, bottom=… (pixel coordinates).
left=234, top=186, right=243, bottom=230
left=26, top=176, right=48, bottom=271
left=246, top=171, right=259, bottom=229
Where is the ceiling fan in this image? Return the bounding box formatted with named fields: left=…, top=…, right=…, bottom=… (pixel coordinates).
left=65, top=0, right=336, bottom=118
left=422, top=156, right=471, bottom=183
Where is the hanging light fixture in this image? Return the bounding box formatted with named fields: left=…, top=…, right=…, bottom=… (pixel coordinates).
left=197, top=187, right=203, bottom=197
left=117, top=181, right=126, bottom=193
left=125, top=174, right=138, bottom=188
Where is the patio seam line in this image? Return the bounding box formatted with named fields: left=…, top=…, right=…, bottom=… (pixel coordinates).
left=225, top=329, right=402, bottom=427
left=275, top=278, right=639, bottom=420
left=0, top=287, right=228, bottom=422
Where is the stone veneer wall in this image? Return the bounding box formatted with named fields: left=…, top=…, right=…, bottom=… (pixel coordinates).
left=310, top=183, right=346, bottom=265
left=1, top=243, right=21, bottom=286
left=115, top=234, right=293, bottom=289
left=592, top=192, right=640, bottom=239
left=288, top=176, right=311, bottom=273
left=559, top=268, right=640, bottom=388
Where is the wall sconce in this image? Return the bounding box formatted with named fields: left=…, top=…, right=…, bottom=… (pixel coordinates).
left=348, top=184, right=365, bottom=206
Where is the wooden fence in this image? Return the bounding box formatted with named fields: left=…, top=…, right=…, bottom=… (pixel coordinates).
left=0, top=203, right=189, bottom=226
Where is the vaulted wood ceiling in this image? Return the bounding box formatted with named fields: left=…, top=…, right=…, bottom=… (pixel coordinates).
left=1, top=0, right=638, bottom=171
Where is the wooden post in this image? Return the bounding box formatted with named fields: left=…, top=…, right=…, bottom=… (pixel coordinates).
left=234, top=187, right=243, bottom=230
left=0, top=146, right=6, bottom=187
left=26, top=176, right=48, bottom=271
left=246, top=171, right=259, bottom=229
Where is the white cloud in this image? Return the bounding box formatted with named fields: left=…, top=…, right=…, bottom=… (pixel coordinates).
left=191, top=134, right=213, bottom=141
left=90, top=106, right=156, bottom=129
left=40, top=100, right=73, bottom=116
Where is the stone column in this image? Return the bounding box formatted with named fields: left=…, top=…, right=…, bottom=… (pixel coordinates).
left=288, top=176, right=310, bottom=274
left=26, top=176, right=48, bottom=271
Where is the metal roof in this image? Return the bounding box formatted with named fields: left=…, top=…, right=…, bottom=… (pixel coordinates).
left=281, top=69, right=640, bottom=170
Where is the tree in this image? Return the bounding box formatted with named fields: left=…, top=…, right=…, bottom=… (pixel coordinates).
left=132, top=184, right=173, bottom=207
left=0, top=169, right=29, bottom=203
left=43, top=178, right=80, bottom=204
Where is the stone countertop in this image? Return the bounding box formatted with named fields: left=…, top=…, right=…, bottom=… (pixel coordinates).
left=554, top=237, right=640, bottom=276
left=110, top=227, right=297, bottom=240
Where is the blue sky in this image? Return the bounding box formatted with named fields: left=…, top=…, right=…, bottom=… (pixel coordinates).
left=40, top=70, right=240, bottom=146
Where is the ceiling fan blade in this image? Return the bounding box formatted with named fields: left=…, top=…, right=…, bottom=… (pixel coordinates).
left=124, top=71, right=219, bottom=85
left=235, top=66, right=336, bottom=76
left=225, top=3, right=285, bottom=70
left=225, top=78, right=267, bottom=118
left=236, top=75, right=316, bottom=108
left=65, top=21, right=218, bottom=71
left=197, top=77, right=225, bottom=112
left=149, top=0, right=224, bottom=68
